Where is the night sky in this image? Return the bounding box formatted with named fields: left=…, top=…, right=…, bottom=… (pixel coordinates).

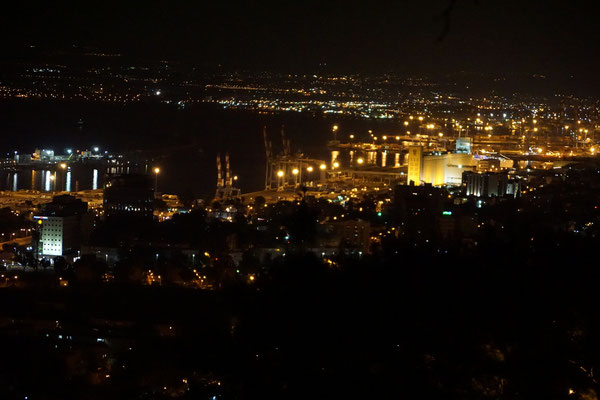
left=1, top=0, right=599, bottom=78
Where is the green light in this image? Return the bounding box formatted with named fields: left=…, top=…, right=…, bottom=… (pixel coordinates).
left=442, top=211, right=452, bottom=216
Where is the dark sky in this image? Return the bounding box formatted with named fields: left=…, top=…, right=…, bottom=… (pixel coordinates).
left=1, top=0, right=599, bottom=77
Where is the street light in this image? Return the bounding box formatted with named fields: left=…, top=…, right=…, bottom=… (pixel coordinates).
left=307, top=166, right=314, bottom=172
left=292, top=168, right=299, bottom=175
left=357, top=158, right=364, bottom=165
left=319, top=164, right=326, bottom=170
left=277, top=170, right=284, bottom=177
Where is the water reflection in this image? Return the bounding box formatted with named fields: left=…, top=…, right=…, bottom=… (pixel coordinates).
left=66, top=170, right=72, bottom=192
left=92, top=169, right=98, bottom=190
left=44, top=170, right=51, bottom=192
left=0, top=165, right=109, bottom=192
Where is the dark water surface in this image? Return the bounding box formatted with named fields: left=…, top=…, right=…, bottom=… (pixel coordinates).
left=0, top=100, right=406, bottom=197
left=0, top=165, right=104, bottom=192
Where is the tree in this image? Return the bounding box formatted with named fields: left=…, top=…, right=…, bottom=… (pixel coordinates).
left=254, top=196, right=266, bottom=208
left=53, top=256, right=68, bottom=274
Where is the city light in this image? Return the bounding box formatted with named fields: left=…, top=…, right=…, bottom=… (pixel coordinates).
left=1, top=5, right=597, bottom=397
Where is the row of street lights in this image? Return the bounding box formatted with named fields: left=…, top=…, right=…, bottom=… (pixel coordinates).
left=276, top=163, right=328, bottom=179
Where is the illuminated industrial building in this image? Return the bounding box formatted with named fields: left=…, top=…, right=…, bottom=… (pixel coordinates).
left=422, top=153, right=476, bottom=186
left=408, top=146, right=476, bottom=186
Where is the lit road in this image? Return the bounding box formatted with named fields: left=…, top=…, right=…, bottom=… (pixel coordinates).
left=0, top=236, right=32, bottom=248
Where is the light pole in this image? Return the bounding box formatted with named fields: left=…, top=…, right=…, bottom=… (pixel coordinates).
left=154, top=167, right=160, bottom=192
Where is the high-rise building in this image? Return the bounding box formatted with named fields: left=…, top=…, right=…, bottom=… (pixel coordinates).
left=334, top=220, right=371, bottom=254
left=407, top=146, right=424, bottom=185
left=462, top=171, right=520, bottom=197
left=394, top=183, right=448, bottom=218
left=35, top=195, right=91, bottom=259
left=103, top=174, right=154, bottom=221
